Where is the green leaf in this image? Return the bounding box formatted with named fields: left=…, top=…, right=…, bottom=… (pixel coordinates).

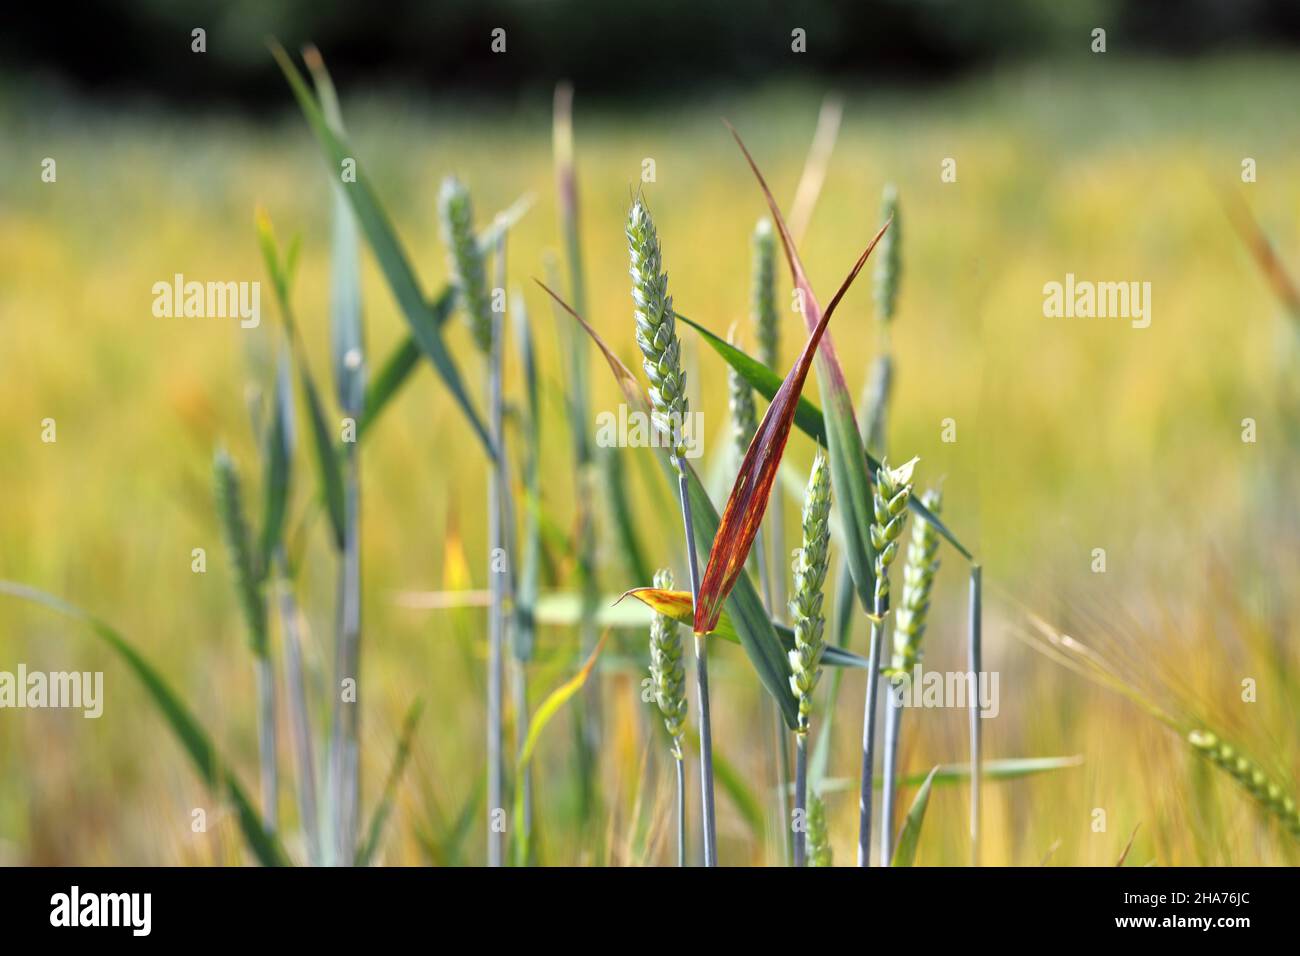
left=513, top=634, right=609, bottom=862
left=816, top=755, right=1085, bottom=793
left=255, top=208, right=347, bottom=551
left=359, top=198, right=533, bottom=440
left=677, top=311, right=970, bottom=560
left=604, top=449, right=653, bottom=587
left=259, top=350, right=294, bottom=571
left=298, top=337, right=347, bottom=551
left=354, top=699, right=423, bottom=866
left=213, top=448, right=268, bottom=657
left=0, top=581, right=291, bottom=866
left=677, top=312, right=827, bottom=444
left=304, top=46, right=366, bottom=416
left=270, top=41, right=495, bottom=461
left=891, top=765, right=938, bottom=866
left=418, top=774, right=484, bottom=867
left=361, top=288, right=454, bottom=438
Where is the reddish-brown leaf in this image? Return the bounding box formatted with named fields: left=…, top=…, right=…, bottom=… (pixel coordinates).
left=692, top=202, right=890, bottom=635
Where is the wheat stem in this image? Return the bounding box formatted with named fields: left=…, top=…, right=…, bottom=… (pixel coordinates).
left=328, top=443, right=361, bottom=864
left=674, top=753, right=687, bottom=866
left=649, top=567, right=689, bottom=865
left=677, top=470, right=716, bottom=865
left=630, top=198, right=715, bottom=865
left=968, top=564, right=983, bottom=866
left=485, top=237, right=508, bottom=867
left=273, top=549, right=320, bottom=864
left=881, top=487, right=941, bottom=862
left=254, top=654, right=278, bottom=834
left=794, top=732, right=809, bottom=866
left=858, top=457, right=914, bottom=865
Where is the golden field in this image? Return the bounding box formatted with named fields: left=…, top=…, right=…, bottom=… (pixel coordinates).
left=1, top=55, right=1298, bottom=865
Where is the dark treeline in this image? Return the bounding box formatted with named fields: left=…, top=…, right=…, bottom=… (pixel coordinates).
left=7, top=0, right=1300, bottom=107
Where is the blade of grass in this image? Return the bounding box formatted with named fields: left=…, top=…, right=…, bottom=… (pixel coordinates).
left=270, top=41, right=495, bottom=460
left=303, top=45, right=365, bottom=416
left=258, top=342, right=294, bottom=574
left=255, top=208, right=347, bottom=550
left=1, top=582, right=290, bottom=866
left=513, top=632, right=610, bottom=864
left=354, top=699, right=423, bottom=866
left=361, top=198, right=533, bottom=438
left=267, top=57, right=368, bottom=859
left=788, top=93, right=844, bottom=245
left=890, top=765, right=938, bottom=866
left=815, top=754, right=1084, bottom=793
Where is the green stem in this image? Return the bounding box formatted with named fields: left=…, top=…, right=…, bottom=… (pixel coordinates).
left=677, top=461, right=716, bottom=866
left=274, top=550, right=319, bottom=865
left=794, top=731, right=808, bottom=867
left=968, top=564, right=983, bottom=866
left=486, top=253, right=507, bottom=867
left=881, top=678, right=902, bottom=863
left=858, top=603, right=885, bottom=866
left=675, top=753, right=686, bottom=867
left=255, top=653, right=278, bottom=836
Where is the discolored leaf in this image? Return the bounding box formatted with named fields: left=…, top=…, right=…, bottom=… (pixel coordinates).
left=691, top=212, right=890, bottom=636
left=726, top=121, right=884, bottom=612
left=537, top=281, right=800, bottom=729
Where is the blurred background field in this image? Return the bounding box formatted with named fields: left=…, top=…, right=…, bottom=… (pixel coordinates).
left=2, top=8, right=1299, bottom=865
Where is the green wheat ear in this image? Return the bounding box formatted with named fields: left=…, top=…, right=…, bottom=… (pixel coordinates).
left=213, top=448, right=267, bottom=657
left=869, top=457, right=916, bottom=611
left=888, top=487, right=942, bottom=676
left=628, top=199, right=690, bottom=461
left=873, top=183, right=902, bottom=323
left=806, top=791, right=833, bottom=866
left=751, top=217, right=778, bottom=369
left=649, top=568, right=688, bottom=758
left=1188, top=730, right=1300, bottom=837
left=789, top=450, right=832, bottom=729
left=727, top=332, right=758, bottom=460
left=438, top=176, right=492, bottom=353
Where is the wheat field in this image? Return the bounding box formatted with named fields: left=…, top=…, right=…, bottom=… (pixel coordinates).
left=1, top=54, right=1297, bottom=865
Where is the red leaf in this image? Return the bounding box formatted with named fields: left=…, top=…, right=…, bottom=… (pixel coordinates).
left=692, top=134, right=891, bottom=635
